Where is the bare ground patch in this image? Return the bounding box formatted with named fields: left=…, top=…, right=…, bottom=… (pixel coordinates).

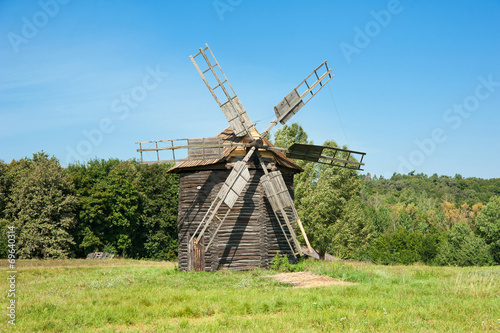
left=270, top=271, right=357, bottom=288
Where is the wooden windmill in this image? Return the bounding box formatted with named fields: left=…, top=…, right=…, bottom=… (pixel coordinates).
left=136, top=44, right=366, bottom=271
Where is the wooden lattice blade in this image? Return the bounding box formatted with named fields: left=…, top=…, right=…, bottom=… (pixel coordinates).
left=190, top=44, right=255, bottom=137
left=260, top=169, right=303, bottom=256
left=217, top=160, right=251, bottom=209
left=286, top=143, right=366, bottom=170
left=274, top=61, right=334, bottom=125
left=261, top=171, right=294, bottom=212
left=135, top=137, right=246, bottom=164
left=260, top=61, right=334, bottom=139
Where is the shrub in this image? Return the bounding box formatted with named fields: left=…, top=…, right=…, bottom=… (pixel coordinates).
left=435, top=222, right=493, bottom=266
left=368, top=227, right=443, bottom=265
left=270, top=251, right=298, bottom=272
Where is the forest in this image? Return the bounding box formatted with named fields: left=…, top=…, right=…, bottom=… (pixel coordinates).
left=1, top=123, right=499, bottom=266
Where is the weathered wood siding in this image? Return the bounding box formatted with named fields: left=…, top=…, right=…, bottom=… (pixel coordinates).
left=177, top=167, right=297, bottom=271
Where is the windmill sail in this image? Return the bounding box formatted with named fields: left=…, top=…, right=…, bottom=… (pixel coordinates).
left=286, top=143, right=366, bottom=170
left=260, top=61, right=334, bottom=138
left=190, top=44, right=255, bottom=137
left=274, top=61, right=334, bottom=124
left=135, top=137, right=249, bottom=164
left=261, top=170, right=303, bottom=256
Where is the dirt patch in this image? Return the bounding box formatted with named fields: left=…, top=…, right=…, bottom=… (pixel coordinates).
left=270, top=271, right=357, bottom=288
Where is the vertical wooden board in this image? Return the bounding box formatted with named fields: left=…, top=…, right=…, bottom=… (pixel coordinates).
left=193, top=236, right=205, bottom=272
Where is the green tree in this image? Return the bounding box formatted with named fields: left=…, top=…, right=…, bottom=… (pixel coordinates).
left=273, top=123, right=311, bottom=148
left=137, top=163, right=179, bottom=260
left=0, top=161, right=8, bottom=258
left=435, top=222, right=493, bottom=266
left=67, top=158, right=120, bottom=256
left=0, top=160, right=7, bottom=219
left=68, top=159, right=142, bottom=258
left=476, top=195, right=500, bottom=263
left=273, top=125, right=369, bottom=259
left=68, top=158, right=180, bottom=259
left=4, top=152, right=77, bottom=258
left=297, top=141, right=369, bottom=259
left=331, top=197, right=371, bottom=258
left=370, top=205, right=391, bottom=235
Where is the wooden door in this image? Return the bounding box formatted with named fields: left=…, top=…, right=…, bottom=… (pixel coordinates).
left=193, top=236, right=205, bottom=272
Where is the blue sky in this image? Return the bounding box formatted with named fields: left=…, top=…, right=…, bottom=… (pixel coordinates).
left=1, top=0, right=499, bottom=179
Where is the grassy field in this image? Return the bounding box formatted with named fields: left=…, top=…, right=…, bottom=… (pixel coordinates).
left=1, top=259, right=498, bottom=332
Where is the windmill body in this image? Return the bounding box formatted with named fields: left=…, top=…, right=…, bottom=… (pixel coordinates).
left=136, top=44, right=366, bottom=271
left=170, top=127, right=301, bottom=271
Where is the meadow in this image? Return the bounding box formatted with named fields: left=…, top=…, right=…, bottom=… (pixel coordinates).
left=1, top=259, right=498, bottom=332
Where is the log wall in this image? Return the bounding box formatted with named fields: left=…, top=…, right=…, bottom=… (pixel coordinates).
left=177, top=167, right=297, bottom=271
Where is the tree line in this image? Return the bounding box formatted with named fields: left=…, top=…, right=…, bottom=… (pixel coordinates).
left=0, top=124, right=499, bottom=266
left=0, top=153, right=178, bottom=260
left=273, top=123, right=499, bottom=266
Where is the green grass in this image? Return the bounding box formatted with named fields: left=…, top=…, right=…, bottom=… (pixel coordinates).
left=1, top=259, right=499, bottom=332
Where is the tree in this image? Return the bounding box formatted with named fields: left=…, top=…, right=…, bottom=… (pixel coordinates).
left=272, top=122, right=310, bottom=148
left=298, top=167, right=370, bottom=259
left=0, top=160, right=7, bottom=219
left=68, top=158, right=180, bottom=259
left=273, top=125, right=370, bottom=259
left=0, top=160, right=8, bottom=258
left=476, top=195, right=500, bottom=263
left=137, top=163, right=179, bottom=260
left=68, top=159, right=142, bottom=258
left=370, top=205, right=391, bottom=235
left=435, top=222, right=493, bottom=266
left=331, top=197, right=371, bottom=258
left=296, top=139, right=369, bottom=259
left=4, top=152, right=77, bottom=258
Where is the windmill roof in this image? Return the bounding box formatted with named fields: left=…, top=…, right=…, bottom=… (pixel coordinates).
left=167, top=127, right=303, bottom=173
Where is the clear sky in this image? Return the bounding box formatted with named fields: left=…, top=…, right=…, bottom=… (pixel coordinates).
left=1, top=0, right=499, bottom=179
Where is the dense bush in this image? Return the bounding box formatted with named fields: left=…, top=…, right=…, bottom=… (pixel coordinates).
left=435, top=222, right=494, bottom=266
left=368, top=227, right=443, bottom=265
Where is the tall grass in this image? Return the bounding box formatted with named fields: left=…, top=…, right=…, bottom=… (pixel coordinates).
left=1, top=259, right=498, bottom=332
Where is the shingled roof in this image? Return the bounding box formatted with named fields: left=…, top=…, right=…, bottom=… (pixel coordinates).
left=168, top=127, right=302, bottom=173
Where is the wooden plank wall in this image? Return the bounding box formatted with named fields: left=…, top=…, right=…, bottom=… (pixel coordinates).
left=177, top=170, right=224, bottom=271
left=178, top=167, right=297, bottom=271
left=214, top=170, right=262, bottom=271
